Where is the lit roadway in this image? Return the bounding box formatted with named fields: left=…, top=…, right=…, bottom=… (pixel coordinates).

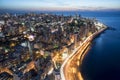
left=60, top=27, right=107, bottom=80
left=60, top=35, right=92, bottom=80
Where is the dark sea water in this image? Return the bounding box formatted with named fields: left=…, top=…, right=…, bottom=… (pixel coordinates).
left=0, top=10, right=120, bottom=80
left=79, top=11, right=120, bottom=80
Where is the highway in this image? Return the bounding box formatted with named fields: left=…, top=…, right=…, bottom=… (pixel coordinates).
left=60, top=34, right=92, bottom=80
left=60, top=27, right=107, bottom=80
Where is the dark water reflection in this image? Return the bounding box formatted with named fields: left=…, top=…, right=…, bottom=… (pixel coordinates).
left=80, top=12, right=120, bottom=80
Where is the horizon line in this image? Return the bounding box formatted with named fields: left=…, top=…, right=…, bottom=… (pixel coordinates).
left=1, top=7, right=120, bottom=11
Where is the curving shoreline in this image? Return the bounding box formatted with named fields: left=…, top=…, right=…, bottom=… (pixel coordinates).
left=60, top=25, right=107, bottom=80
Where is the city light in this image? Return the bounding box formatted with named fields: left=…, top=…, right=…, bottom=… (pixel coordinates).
left=0, top=11, right=107, bottom=80
left=27, top=35, right=35, bottom=41
left=62, top=53, right=68, bottom=60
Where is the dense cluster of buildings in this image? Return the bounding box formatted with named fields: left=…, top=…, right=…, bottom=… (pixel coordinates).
left=0, top=13, right=103, bottom=80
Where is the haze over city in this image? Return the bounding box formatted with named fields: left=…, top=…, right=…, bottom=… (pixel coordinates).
left=0, top=0, right=120, bottom=10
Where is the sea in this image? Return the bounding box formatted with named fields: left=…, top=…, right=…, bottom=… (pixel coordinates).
left=0, top=9, right=120, bottom=80
left=79, top=11, right=120, bottom=80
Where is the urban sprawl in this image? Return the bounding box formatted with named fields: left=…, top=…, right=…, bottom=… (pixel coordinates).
left=0, top=13, right=104, bottom=80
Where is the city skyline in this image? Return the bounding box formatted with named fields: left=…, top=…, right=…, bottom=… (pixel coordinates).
left=0, top=0, right=120, bottom=10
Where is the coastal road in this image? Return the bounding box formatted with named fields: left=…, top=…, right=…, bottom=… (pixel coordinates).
left=60, top=26, right=107, bottom=80
left=60, top=35, right=92, bottom=80
left=64, top=39, right=91, bottom=80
